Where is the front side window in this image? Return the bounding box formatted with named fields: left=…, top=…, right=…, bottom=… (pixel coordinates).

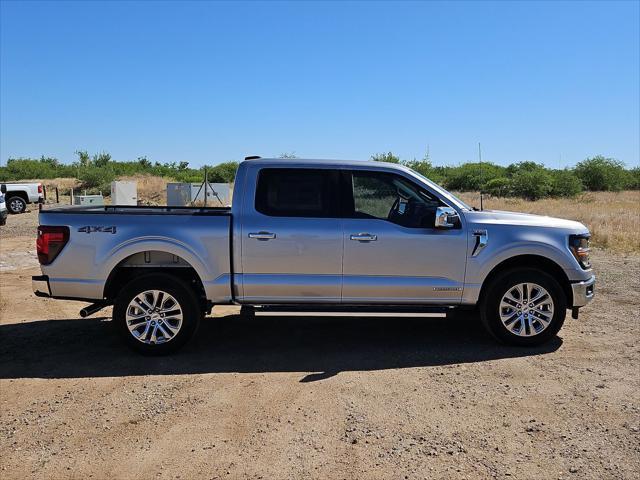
left=255, top=168, right=338, bottom=217
left=349, top=171, right=442, bottom=228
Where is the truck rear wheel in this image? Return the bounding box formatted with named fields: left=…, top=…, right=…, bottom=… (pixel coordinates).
left=113, top=273, right=201, bottom=355
left=480, top=268, right=566, bottom=346
left=7, top=196, right=26, bottom=214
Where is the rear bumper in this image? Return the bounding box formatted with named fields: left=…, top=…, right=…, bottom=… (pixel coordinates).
left=32, top=275, right=51, bottom=297
left=32, top=274, right=103, bottom=302
left=571, top=275, right=595, bottom=307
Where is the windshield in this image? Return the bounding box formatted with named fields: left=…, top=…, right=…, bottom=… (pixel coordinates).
left=403, top=167, right=473, bottom=211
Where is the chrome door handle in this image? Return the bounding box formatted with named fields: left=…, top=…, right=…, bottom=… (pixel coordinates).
left=248, top=231, right=276, bottom=240
left=350, top=233, right=377, bottom=242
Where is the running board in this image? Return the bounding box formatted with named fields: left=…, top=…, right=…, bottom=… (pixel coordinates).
left=247, top=305, right=451, bottom=318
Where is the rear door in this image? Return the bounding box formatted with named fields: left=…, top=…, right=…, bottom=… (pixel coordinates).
left=340, top=169, right=467, bottom=304
left=238, top=166, right=343, bottom=303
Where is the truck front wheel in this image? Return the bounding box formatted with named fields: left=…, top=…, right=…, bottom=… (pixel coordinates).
left=113, top=273, right=201, bottom=355
left=480, top=268, right=566, bottom=346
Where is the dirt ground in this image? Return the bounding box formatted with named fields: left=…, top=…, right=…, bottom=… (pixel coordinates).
left=1, top=210, right=639, bottom=479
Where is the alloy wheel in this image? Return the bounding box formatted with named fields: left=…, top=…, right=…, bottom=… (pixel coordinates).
left=498, top=282, right=554, bottom=337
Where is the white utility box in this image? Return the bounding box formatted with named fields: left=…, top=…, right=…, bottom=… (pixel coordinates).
left=111, top=181, right=138, bottom=206
left=74, top=194, right=104, bottom=206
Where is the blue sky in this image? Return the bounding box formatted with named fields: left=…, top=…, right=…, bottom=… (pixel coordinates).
left=1, top=0, right=638, bottom=168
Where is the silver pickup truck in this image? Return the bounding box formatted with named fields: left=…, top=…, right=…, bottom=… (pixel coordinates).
left=33, top=158, right=595, bottom=354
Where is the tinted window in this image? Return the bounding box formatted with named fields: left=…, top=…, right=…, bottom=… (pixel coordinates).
left=255, top=168, right=338, bottom=217
left=349, top=171, right=441, bottom=227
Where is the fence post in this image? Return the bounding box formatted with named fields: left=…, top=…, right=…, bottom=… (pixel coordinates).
left=204, top=167, right=208, bottom=207
left=55, top=187, right=59, bottom=203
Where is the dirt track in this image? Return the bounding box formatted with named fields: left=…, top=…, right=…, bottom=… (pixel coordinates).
left=1, top=211, right=639, bottom=479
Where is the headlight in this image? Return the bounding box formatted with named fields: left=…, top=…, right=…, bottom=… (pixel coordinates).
left=569, top=234, right=591, bottom=269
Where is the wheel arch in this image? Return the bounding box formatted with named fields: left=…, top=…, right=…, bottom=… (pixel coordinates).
left=103, top=250, right=209, bottom=310
left=478, top=254, right=572, bottom=306
left=7, top=190, right=28, bottom=201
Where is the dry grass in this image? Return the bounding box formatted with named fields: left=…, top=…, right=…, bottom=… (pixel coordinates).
left=18, top=177, right=80, bottom=193
left=457, top=190, right=640, bottom=253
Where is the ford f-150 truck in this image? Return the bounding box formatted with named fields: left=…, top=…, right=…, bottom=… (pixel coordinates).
left=32, top=158, right=595, bottom=354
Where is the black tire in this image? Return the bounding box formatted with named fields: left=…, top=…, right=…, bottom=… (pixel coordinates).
left=480, top=268, right=566, bottom=346
left=113, top=273, right=201, bottom=355
left=7, top=196, right=26, bottom=214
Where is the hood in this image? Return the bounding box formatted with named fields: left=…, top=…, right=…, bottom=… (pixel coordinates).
left=465, top=209, right=588, bottom=232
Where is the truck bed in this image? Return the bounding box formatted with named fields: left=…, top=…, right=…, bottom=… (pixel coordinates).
left=37, top=206, right=233, bottom=302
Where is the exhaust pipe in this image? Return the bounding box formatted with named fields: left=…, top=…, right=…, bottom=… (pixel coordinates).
left=80, top=302, right=109, bottom=318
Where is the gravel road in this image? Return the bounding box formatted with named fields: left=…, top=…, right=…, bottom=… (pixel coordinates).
left=0, top=212, right=638, bottom=479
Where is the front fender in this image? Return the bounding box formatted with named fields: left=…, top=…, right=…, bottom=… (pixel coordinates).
left=461, top=226, right=586, bottom=305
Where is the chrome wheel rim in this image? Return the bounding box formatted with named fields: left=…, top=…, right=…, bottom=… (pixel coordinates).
left=126, top=290, right=183, bottom=344
left=10, top=199, right=23, bottom=212
left=499, top=282, right=554, bottom=337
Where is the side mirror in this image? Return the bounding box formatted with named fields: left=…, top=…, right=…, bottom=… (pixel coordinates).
left=0, top=184, right=6, bottom=194
left=435, top=206, right=459, bottom=229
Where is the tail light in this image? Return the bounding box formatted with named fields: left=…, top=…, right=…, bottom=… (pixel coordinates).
left=36, top=226, right=69, bottom=265
left=38, top=184, right=43, bottom=194
left=569, top=234, right=591, bottom=270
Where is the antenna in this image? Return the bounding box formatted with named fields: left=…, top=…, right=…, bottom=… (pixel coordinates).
left=478, top=142, right=483, bottom=211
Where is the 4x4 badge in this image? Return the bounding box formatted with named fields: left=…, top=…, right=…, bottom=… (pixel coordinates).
left=78, top=226, right=117, bottom=234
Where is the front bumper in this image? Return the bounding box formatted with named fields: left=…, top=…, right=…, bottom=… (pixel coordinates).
left=0, top=209, right=7, bottom=225
left=571, top=275, right=595, bottom=307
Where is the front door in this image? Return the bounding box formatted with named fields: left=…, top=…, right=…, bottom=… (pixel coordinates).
left=341, top=169, right=467, bottom=304
left=239, top=167, right=343, bottom=303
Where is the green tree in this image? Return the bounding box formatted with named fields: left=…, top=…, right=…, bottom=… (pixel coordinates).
left=444, top=162, right=505, bottom=191
left=625, top=166, right=640, bottom=190
left=75, top=150, right=91, bottom=167
left=206, top=161, right=239, bottom=183
left=574, top=155, right=626, bottom=191
left=371, top=152, right=401, bottom=163
left=93, top=152, right=111, bottom=167
left=137, top=156, right=152, bottom=168
left=505, top=162, right=553, bottom=200
left=485, top=177, right=512, bottom=197
left=549, top=169, right=583, bottom=197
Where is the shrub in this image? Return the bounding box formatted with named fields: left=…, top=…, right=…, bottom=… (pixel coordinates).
left=485, top=177, right=512, bottom=197
left=443, top=162, right=505, bottom=191
left=206, top=161, right=239, bottom=183
left=78, top=166, right=115, bottom=195
left=509, top=170, right=553, bottom=200
left=574, top=155, right=627, bottom=191
left=624, top=167, right=640, bottom=190
left=549, top=169, right=583, bottom=197
left=371, top=152, right=401, bottom=163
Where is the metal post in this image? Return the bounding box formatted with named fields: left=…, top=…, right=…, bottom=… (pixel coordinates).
left=55, top=187, right=59, bottom=203
left=204, top=167, right=208, bottom=207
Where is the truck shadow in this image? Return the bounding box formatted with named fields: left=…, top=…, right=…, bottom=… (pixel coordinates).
left=0, top=313, right=562, bottom=382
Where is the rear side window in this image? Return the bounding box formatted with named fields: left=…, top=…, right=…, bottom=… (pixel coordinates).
left=255, top=168, right=338, bottom=217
